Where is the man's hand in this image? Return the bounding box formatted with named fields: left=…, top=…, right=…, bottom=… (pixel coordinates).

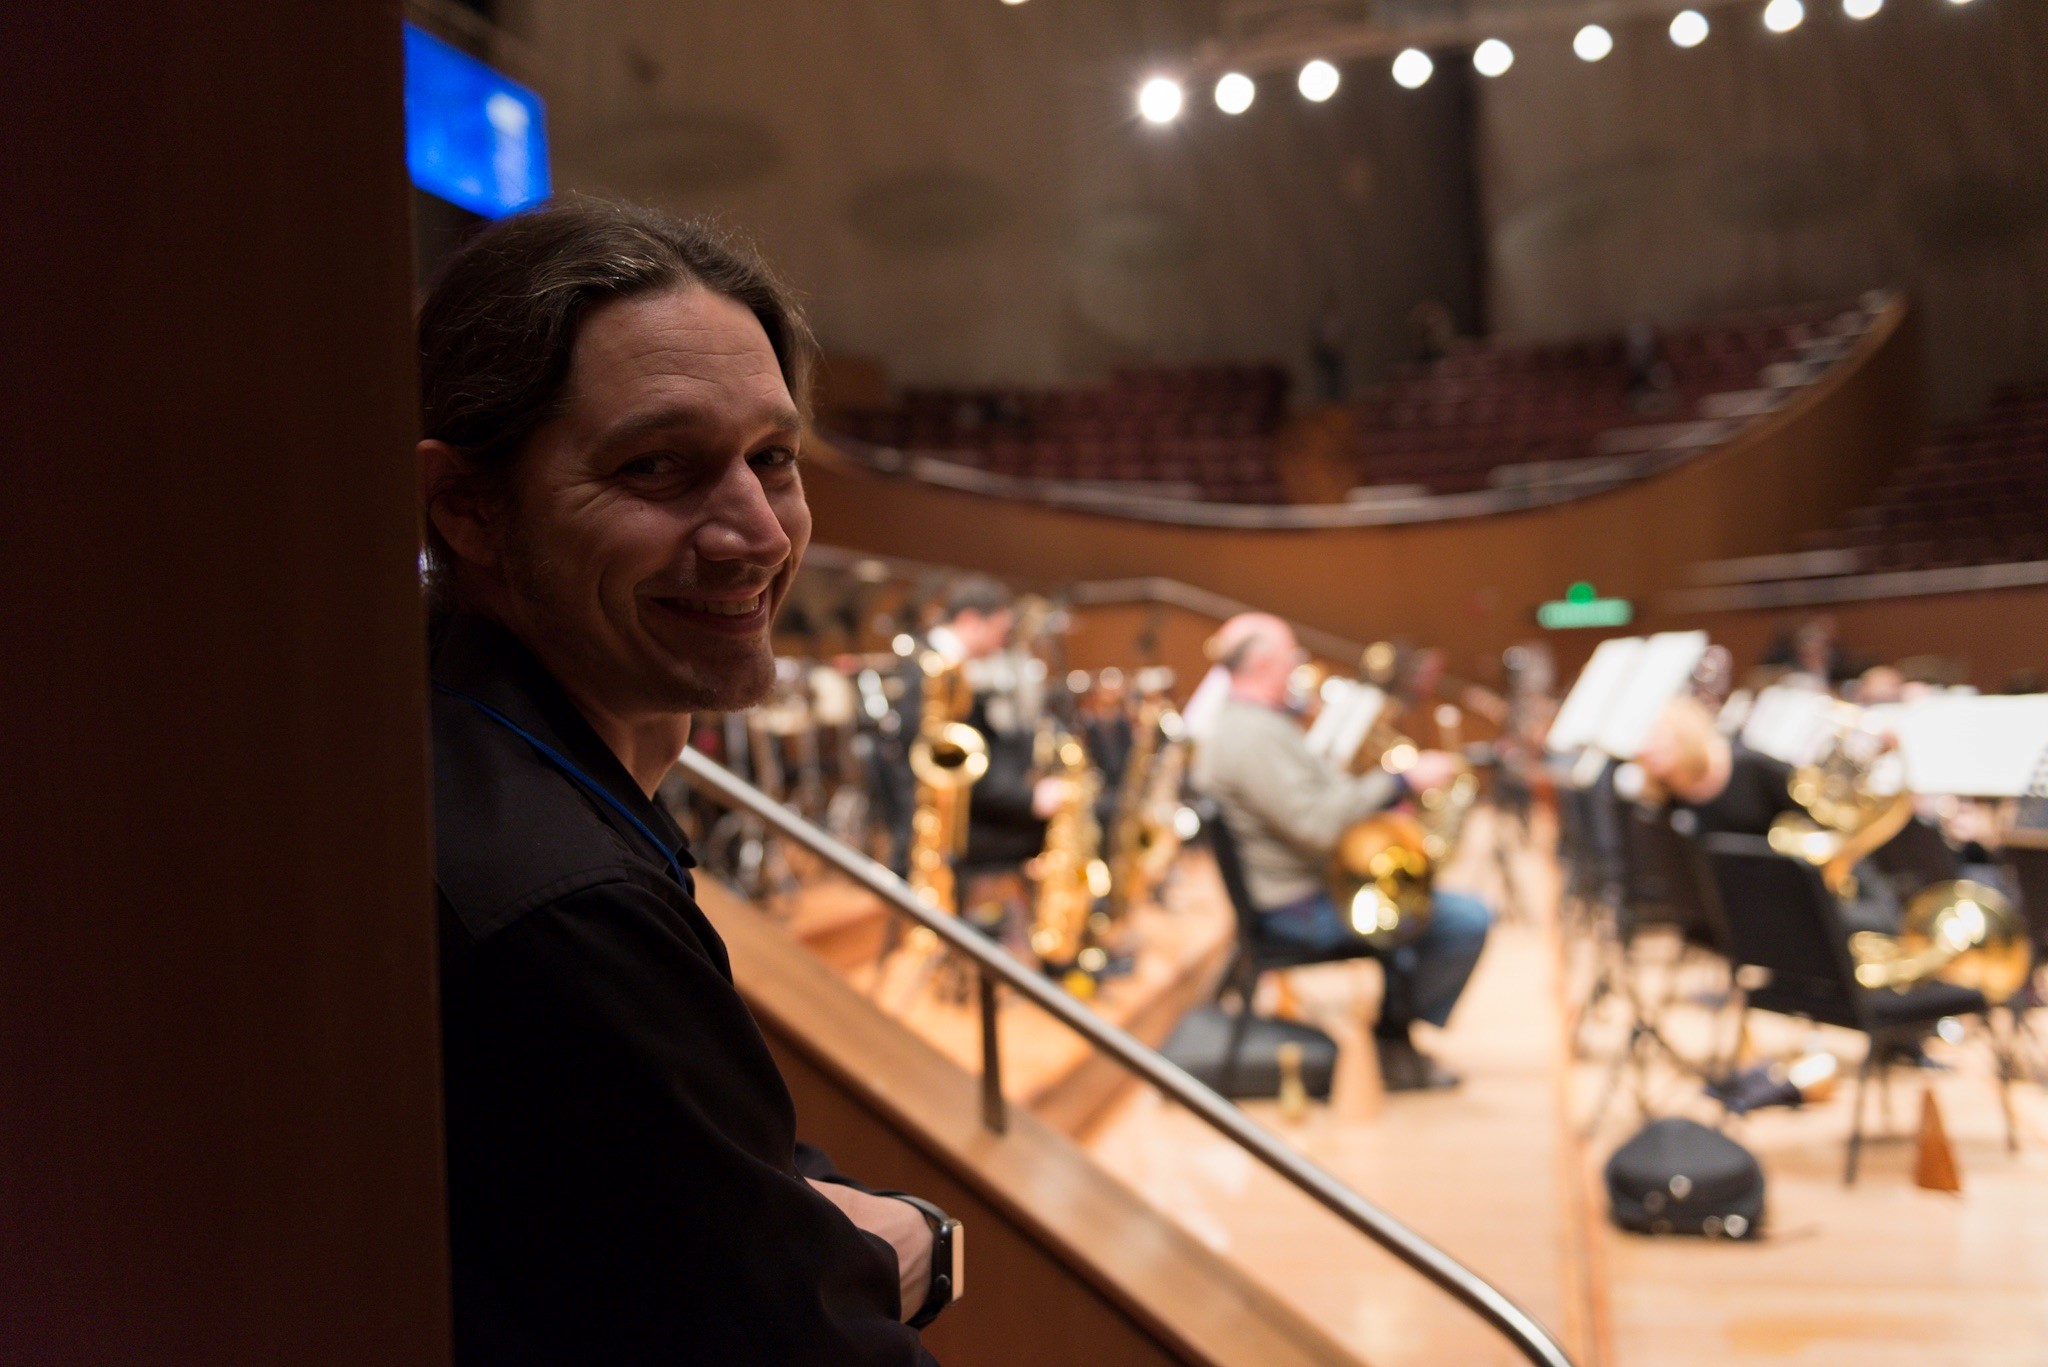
left=1401, top=749, right=1462, bottom=794
left=807, top=1178, right=934, bottom=1323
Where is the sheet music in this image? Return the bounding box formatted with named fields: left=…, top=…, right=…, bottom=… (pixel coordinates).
left=1180, top=663, right=1234, bottom=742
left=1739, top=684, right=1837, bottom=764
left=1893, top=694, right=2048, bottom=797
left=1546, top=637, right=1644, bottom=754
left=1305, top=678, right=1387, bottom=767
left=1592, top=631, right=1710, bottom=760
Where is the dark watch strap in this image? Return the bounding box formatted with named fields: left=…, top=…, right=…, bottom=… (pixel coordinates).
left=873, top=1191, right=960, bottom=1329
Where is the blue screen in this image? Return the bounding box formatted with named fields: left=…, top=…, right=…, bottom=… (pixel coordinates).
left=403, top=22, right=550, bottom=219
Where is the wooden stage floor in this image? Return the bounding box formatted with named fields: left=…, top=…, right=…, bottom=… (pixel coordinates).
left=1087, top=807, right=2048, bottom=1366
left=777, top=808, right=2048, bottom=1364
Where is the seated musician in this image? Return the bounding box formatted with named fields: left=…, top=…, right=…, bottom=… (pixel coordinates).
left=1634, top=697, right=1801, bottom=839
left=1635, top=697, right=1918, bottom=934
left=1192, top=613, right=1492, bottom=1092
left=886, top=575, right=1066, bottom=932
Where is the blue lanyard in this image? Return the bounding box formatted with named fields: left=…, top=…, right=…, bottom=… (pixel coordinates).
left=435, top=681, right=689, bottom=889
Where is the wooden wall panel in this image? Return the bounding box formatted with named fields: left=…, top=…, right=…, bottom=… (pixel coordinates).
left=0, top=8, right=448, bottom=1364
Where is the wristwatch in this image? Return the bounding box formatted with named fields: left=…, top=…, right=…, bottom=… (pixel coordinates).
left=876, top=1191, right=963, bottom=1329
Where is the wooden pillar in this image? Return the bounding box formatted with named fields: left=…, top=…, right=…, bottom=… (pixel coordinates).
left=0, top=6, right=448, bottom=1363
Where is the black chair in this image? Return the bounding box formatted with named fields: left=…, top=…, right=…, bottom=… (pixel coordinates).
left=1869, top=816, right=1964, bottom=900
left=1700, top=834, right=2009, bottom=1182
left=1624, top=803, right=1731, bottom=952
left=2003, top=843, right=2048, bottom=965
left=1997, top=842, right=2048, bottom=1084
left=1194, top=799, right=1381, bottom=1092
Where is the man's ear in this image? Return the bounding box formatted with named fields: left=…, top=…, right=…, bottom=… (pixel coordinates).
left=419, top=439, right=505, bottom=575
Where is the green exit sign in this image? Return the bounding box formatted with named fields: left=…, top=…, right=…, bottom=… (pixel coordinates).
left=1536, top=581, right=1633, bottom=630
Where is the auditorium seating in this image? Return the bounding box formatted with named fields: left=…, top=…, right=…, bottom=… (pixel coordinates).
left=828, top=301, right=1885, bottom=508
left=1793, top=381, right=2048, bottom=572
left=830, top=364, right=1293, bottom=504
left=1348, top=299, right=1882, bottom=495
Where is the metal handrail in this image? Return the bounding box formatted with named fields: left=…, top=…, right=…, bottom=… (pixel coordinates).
left=676, top=747, right=1578, bottom=1367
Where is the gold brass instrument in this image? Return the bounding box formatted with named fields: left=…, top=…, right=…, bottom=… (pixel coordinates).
left=904, top=650, right=989, bottom=917
left=1028, top=732, right=1112, bottom=995
left=1415, top=703, right=1482, bottom=864
left=1132, top=706, right=1192, bottom=903
left=1765, top=701, right=1914, bottom=898
left=1850, top=879, right=2032, bottom=1003
left=1105, top=676, right=1190, bottom=920
left=1104, top=696, right=1163, bottom=922
left=1327, top=709, right=1479, bottom=953
left=1311, top=646, right=1482, bottom=952
left=1331, top=810, right=1435, bottom=949
left=1757, top=701, right=2033, bottom=1002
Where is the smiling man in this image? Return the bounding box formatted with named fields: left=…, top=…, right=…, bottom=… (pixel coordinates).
left=419, top=199, right=947, bottom=1365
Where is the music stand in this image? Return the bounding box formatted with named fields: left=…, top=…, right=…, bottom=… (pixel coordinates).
left=1547, top=636, right=1646, bottom=758
left=1548, top=634, right=1730, bottom=1134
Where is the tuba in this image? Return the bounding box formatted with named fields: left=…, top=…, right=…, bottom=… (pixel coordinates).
left=1765, top=701, right=1914, bottom=898
left=1850, top=879, right=2032, bottom=1003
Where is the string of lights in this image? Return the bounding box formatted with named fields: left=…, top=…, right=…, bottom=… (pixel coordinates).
left=1126, top=0, right=1987, bottom=125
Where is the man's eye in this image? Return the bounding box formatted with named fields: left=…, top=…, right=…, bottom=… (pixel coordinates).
left=619, top=453, right=677, bottom=478
left=751, top=446, right=799, bottom=472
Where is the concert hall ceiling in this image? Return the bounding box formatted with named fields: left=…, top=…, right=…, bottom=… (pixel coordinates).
left=512, top=0, right=1482, bottom=393
left=501, top=0, right=2048, bottom=414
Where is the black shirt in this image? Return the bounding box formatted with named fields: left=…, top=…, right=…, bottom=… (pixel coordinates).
left=432, top=614, right=935, bottom=1366
left=1674, top=749, right=1802, bottom=839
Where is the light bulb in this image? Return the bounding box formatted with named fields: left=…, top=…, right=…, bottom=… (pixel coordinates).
left=1473, top=38, right=1514, bottom=78
left=1764, top=0, right=1805, bottom=33
left=1670, top=9, right=1710, bottom=46
left=1137, top=75, right=1184, bottom=124
left=1298, top=58, right=1340, bottom=102
left=1214, top=71, right=1255, bottom=114
left=1391, top=48, right=1433, bottom=90
left=1574, top=25, right=1614, bottom=61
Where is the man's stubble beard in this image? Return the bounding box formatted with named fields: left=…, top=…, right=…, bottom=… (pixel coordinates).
left=500, top=523, right=778, bottom=717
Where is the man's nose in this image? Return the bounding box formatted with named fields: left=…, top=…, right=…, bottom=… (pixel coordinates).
left=694, top=459, right=793, bottom=568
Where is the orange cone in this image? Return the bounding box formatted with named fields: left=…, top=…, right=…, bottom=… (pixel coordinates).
left=1914, top=1088, right=1962, bottom=1194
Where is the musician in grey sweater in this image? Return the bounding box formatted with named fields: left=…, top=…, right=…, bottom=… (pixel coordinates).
left=1192, top=614, right=1491, bottom=1091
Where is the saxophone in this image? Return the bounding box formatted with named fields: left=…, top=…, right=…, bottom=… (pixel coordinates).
left=1106, top=686, right=1189, bottom=919
left=904, top=649, right=989, bottom=919
left=1028, top=732, right=1111, bottom=996
left=1135, top=714, right=1191, bottom=892
left=1104, top=696, right=1165, bottom=922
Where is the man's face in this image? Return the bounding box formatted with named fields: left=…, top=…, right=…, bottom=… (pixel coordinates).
left=494, top=286, right=810, bottom=716
left=954, top=607, right=1014, bottom=660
